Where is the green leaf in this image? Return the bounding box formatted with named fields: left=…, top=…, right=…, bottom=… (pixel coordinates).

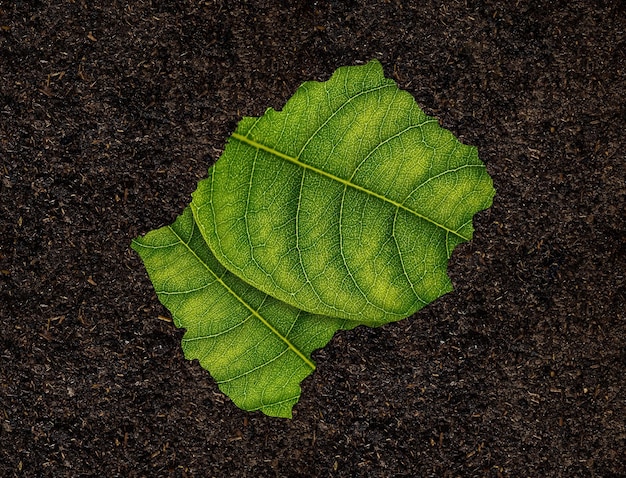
left=132, top=59, right=495, bottom=417
left=131, top=208, right=348, bottom=418
left=191, top=59, right=495, bottom=326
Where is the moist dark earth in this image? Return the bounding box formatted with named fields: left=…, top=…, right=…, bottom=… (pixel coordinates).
left=1, top=1, right=625, bottom=476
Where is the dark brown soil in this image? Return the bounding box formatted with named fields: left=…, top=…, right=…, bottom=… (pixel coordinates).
left=1, top=1, right=625, bottom=476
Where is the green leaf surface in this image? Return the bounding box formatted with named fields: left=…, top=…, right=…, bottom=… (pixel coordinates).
left=192, top=60, right=495, bottom=325
left=132, top=60, right=495, bottom=417
left=131, top=208, right=348, bottom=418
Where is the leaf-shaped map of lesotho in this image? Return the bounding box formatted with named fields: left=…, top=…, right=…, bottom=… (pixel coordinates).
left=132, top=60, right=495, bottom=418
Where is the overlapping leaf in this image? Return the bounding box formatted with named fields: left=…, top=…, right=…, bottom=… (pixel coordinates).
left=193, top=60, right=494, bottom=325
left=133, top=60, right=495, bottom=417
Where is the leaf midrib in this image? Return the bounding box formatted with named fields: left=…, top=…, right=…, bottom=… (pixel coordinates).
left=231, top=132, right=470, bottom=241
left=166, top=219, right=316, bottom=371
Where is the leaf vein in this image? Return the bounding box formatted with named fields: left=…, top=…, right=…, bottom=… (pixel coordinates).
left=231, top=133, right=470, bottom=241
left=168, top=217, right=316, bottom=371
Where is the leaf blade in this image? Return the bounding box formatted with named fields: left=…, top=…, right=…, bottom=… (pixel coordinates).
left=131, top=207, right=347, bottom=418
left=193, top=59, right=495, bottom=324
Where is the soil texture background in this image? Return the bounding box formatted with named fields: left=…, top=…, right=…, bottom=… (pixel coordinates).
left=1, top=1, right=625, bottom=476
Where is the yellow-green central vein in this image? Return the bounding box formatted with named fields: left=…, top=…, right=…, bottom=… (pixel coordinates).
left=231, top=132, right=469, bottom=241
left=167, top=219, right=316, bottom=371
